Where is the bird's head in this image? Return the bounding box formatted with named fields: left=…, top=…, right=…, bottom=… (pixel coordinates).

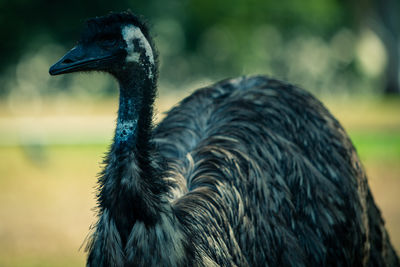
left=49, top=11, right=157, bottom=81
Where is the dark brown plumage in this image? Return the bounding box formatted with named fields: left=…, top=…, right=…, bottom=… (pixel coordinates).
left=49, top=11, right=399, bottom=267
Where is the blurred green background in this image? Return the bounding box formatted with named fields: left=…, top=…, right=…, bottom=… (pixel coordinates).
left=0, top=0, right=399, bottom=266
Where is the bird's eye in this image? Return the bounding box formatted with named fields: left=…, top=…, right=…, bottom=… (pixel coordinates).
left=98, top=35, right=118, bottom=48
left=103, top=39, right=117, bottom=47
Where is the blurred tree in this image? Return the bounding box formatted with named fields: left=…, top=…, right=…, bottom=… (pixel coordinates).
left=348, top=0, right=400, bottom=95
left=373, top=0, right=400, bottom=95
left=0, top=0, right=151, bottom=68
left=1, top=0, right=398, bottom=95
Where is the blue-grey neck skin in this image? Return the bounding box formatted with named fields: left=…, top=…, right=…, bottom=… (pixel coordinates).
left=114, top=89, right=141, bottom=149
left=113, top=67, right=154, bottom=151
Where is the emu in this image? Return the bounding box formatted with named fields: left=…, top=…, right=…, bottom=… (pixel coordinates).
left=49, top=11, right=399, bottom=266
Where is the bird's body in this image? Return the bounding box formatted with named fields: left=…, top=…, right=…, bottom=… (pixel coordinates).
left=49, top=12, right=399, bottom=267
left=152, top=75, right=397, bottom=266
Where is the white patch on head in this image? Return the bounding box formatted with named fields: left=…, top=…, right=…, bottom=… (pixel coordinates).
left=122, top=25, right=155, bottom=79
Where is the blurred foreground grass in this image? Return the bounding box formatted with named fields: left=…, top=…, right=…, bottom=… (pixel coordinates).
left=0, top=94, right=399, bottom=266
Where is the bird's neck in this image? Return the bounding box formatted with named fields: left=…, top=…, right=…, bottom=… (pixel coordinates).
left=89, top=73, right=188, bottom=266
left=115, top=73, right=154, bottom=149
left=99, top=73, right=168, bottom=232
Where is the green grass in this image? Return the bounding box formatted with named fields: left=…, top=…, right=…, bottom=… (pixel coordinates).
left=350, top=131, right=400, bottom=162
left=0, top=145, right=103, bottom=267
left=0, top=131, right=399, bottom=266
left=0, top=96, right=399, bottom=265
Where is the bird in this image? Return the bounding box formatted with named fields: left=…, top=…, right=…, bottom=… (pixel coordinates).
left=49, top=11, right=399, bottom=267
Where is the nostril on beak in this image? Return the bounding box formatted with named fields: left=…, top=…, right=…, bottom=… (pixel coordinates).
left=63, top=58, right=74, bottom=64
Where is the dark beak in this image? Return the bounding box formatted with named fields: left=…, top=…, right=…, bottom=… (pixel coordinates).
left=49, top=44, right=115, bottom=75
